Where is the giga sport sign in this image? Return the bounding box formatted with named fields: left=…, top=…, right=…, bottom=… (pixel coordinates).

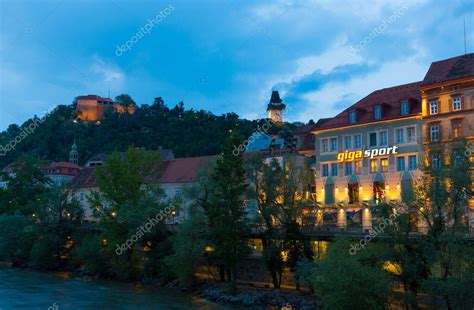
left=337, top=146, right=399, bottom=162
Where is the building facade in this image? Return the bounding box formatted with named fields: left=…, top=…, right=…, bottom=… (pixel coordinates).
left=420, top=53, right=474, bottom=211
left=311, top=54, right=474, bottom=231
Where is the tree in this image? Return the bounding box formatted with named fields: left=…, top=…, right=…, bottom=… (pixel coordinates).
left=85, top=146, right=169, bottom=280
left=0, top=156, right=51, bottom=215
left=246, top=153, right=313, bottom=289
left=204, top=132, right=250, bottom=293
left=309, top=238, right=392, bottom=310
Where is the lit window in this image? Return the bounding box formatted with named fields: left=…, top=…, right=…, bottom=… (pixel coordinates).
left=407, top=127, right=416, bottom=143
left=397, top=157, right=406, bottom=171
left=331, top=163, right=338, bottom=176
left=321, top=139, right=329, bottom=153
left=374, top=105, right=382, bottom=120
left=431, top=154, right=441, bottom=169
left=354, top=135, right=362, bottom=149
left=408, top=155, right=417, bottom=170
left=355, top=161, right=363, bottom=175
left=379, top=131, right=388, bottom=146
left=344, top=136, right=352, bottom=150
left=452, top=97, right=461, bottom=111
left=396, top=129, right=405, bottom=144
left=430, top=125, right=440, bottom=142
left=370, top=159, right=378, bottom=173
left=381, top=158, right=389, bottom=172
left=322, top=164, right=329, bottom=177
left=369, top=132, right=377, bottom=147
left=401, top=101, right=410, bottom=115
left=452, top=120, right=463, bottom=139
left=349, top=111, right=357, bottom=124
left=429, top=101, right=439, bottom=115
left=330, top=138, right=338, bottom=152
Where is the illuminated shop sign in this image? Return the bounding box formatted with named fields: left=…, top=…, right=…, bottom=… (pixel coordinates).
left=337, top=146, right=398, bottom=162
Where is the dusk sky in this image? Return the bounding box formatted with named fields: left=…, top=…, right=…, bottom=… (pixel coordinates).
left=0, top=0, right=473, bottom=130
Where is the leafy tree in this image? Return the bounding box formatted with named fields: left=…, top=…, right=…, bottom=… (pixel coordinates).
left=246, top=153, right=313, bottom=289
left=0, top=213, right=36, bottom=266
left=0, top=156, right=51, bottom=215
left=309, top=238, right=392, bottom=310
left=204, top=133, right=250, bottom=293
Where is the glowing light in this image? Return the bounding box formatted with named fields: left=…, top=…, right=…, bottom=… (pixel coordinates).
left=111, top=211, right=117, bottom=217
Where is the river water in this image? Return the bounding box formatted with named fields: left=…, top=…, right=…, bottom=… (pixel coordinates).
left=0, top=268, right=241, bottom=309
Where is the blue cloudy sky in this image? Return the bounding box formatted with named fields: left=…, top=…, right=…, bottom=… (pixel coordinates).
left=0, top=0, right=473, bottom=130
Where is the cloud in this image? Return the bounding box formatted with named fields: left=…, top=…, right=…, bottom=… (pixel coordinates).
left=86, top=56, right=125, bottom=95
left=293, top=52, right=428, bottom=122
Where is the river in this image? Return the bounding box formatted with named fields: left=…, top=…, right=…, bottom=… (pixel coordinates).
left=0, top=268, right=242, bottom=309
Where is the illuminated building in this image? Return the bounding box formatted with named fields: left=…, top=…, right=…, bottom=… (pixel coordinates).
left=75, top=95, right=135, bottom=122
left=420, top=53, right=474, bottom=211
left=312, top=53, right=474, bottom=230
left=313, top=82, right=423, bottom=230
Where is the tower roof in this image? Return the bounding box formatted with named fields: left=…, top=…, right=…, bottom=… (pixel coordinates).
left=266, top=90, right=286, bottom=111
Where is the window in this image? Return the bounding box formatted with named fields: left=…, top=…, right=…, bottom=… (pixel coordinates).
left=80, top=192, right=85, bottom=201
left=452, top=97, right=461, bottom=111
left=331, top=163, right=338, bottom=176
left=430, top=125, right=440, bottom=142
left=397, top=157, right=406, bottom=171
left=374, top=105, right=382, bottom=120
left=322, top=164, right=329, bottom=177
left=381, top=158, right=389, bottom=173
left=452, top=120, right=463, bottom=139
left=379, top=131, right=388, bottom=146
left=330, top=138, right=338, bottom=152
left=349, top=111, right=357, bottom=123
left=431, top=154, right=441, bottom=169
left=408, top=155, right=417, bottom=170
left=354, top=134, right=362, bottom=149
left=321, top=139, right=329, bottom=153
left=344, top=136, right=352, bottom=150
left=429, top=100, right=439, bottom=115
left=369, top=132, right=377, bottom=147
left=370, top=159, right=378, bottom=173
left=174, top=188, right=181, bottom=197
left=355, top=161, right=363, bottom=175
left=396, top=129, right=405, bottom=144
left=407, top=127, right=416, bottom=143
left=345, top=162, right=353, bottom=176
left=454, top=153, right=464, bottom=168
left=401, top=101, right=410, bottom=115
left=348, top=183, right=359, bottom=204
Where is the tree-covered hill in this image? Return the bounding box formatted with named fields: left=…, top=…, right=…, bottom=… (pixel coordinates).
left=0, top=95, right=264, bottom=167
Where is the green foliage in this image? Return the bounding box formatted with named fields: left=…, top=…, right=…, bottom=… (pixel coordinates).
left=310, top=238, right=392, bottom=310
left=72, top=237, right=108, bottom=276
left=29, top=235, right=60, bottom=270
left=204, top=132, right=250, bottom=293
left=0, top=97, right=258, bottom=167
left=0, top=156, right=51, bottom=215
left=166, top=207, right=208, bottom=283
left=0, top=213, right=36, bottom=266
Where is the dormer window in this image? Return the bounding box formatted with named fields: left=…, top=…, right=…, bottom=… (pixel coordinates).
left=349, top=111, right=357, bottom=124
left=401, top=100, right=410, bottom=115
left=374, top=105, right=382, bottom=120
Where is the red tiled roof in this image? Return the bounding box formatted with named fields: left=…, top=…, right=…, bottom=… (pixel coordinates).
left=422, top=53, right=474, bottom=87
left=316, top=81, right=422, bottom=131
left=160, top=155, right=218, bottom=184
left=72, top=155, right=217, bottom=188
left=72, top=167, right=97, bottom=188
left=49, top=162, right=81, bottom=169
